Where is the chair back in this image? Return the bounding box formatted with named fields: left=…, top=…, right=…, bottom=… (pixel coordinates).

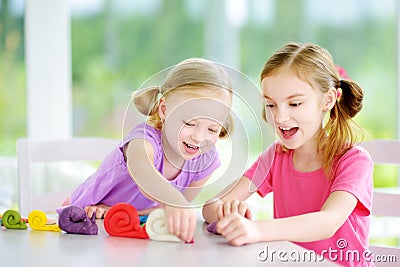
left=17, top=137, right=120, bottom=217
left=360, top=140, right=400, bottom=265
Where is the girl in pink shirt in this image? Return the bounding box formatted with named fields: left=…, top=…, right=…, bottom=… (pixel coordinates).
left=202, top=43, right=374, bottom=266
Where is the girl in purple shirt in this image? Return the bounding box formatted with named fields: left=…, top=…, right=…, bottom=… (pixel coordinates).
left=63, top=58, right=234, bottom=242
left=203, top=43, right=373, bottom=266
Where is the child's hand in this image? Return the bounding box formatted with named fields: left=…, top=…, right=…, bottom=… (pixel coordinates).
left=216, top=213, right=260, bottom=246
left=84, top=204, right=110, bottom=219
left=217, top=199, right=252, bottom=220
left=164, top=206, right=197, bottom=243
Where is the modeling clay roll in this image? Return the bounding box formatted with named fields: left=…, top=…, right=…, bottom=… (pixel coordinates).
left=206, top=221, right=219, bottom=234
left=58, top=206, right=98, bottom=235
left=104, top=203, right=148, bottom=239
left=145, top=209, right=181, bottom=242
left=1, top=210, right=27, bottom=230
left=28, top=210, right=61, bottom=232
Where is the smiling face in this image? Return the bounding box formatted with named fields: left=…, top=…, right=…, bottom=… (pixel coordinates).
left=158, top=89, right=231, bottom=164
left=262, top=69, right=329, bottom=150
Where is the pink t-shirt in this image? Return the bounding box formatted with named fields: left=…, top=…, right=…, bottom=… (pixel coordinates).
left=244, top=142, right=374, bottom=267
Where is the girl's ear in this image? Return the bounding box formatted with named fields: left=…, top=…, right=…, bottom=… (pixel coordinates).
left=323, top=88, right=337, bottom=111
left=158, top=98, right=167, bottom=120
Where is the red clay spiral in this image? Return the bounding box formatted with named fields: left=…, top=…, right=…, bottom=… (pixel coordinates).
left=104, top=203, right=148, bottom=239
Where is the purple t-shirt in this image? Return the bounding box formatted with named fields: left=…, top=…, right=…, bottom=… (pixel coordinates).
left=69, top=123, right=221, bottom=211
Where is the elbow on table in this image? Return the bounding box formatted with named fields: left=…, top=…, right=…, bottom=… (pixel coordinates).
left=317, top=223, right=342, bottom=241
left=299, top=216, right=342, bottom=241
left=311, top=210, right=346, bottom=241
left=319, top=229, right=336, bottom=240
left=298, top=227, right=337, bottom=243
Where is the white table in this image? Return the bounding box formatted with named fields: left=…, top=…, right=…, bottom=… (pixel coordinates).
left=0, top=220, right=338, bottom=267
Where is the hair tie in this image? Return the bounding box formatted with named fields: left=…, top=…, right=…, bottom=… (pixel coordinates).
left=336, top=88, right=342, bottom=100
left=339, top=80, right=345, bottom=89
left=336, top=65, right=350, bottom=80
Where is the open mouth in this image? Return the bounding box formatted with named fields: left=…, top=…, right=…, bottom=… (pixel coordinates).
left=183, top=142, right=200, bottom=154
left=279, top=126, right=299, bottom=139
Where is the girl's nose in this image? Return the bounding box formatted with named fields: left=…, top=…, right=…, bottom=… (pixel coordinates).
left=274, top=107, right=290, bottom=123
left=190, top=128, right=207, bottom=143
left=190, top=132, right=203, bottom=143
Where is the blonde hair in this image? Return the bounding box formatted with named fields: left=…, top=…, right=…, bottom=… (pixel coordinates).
left=133, top=58, right=234, bottom=138
left=261, top=43, right=364, bottom=179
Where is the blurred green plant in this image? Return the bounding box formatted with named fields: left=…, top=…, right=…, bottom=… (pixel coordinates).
left=0, top=0, right=26, bottom=155
left=0, top=0, right=398, bottom=189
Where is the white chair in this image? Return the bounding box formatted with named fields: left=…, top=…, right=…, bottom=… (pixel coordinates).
left=17, top=137, right=120, bottom=217
left=360, top=140, right=400, bottom=265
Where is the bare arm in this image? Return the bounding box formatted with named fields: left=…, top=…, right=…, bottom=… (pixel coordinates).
left=217, top=190, right=358, bottom=246
left=126, top=138, right=197, bottom=242
left=181, top=176, right=212, bottom=204
left=126, top=138, right=190, bottom=207
left=262, top=190, right=357, bottom=241
left=202, top=175, right=255, bottom=223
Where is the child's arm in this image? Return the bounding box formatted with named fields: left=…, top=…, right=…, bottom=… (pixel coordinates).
left=82, top=204, right=158, bottom=219
left=181, top=178, right=211, bottom=203
left=126, top=138, right=190, bottom=206
left=202, top=175, right=254, bottom=223
left=125, top=138, right=196, bottom=242
left=216, top=190, right=357, bottom=246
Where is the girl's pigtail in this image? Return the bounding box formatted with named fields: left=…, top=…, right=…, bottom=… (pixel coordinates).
left=336, top=80, right=363, bottom=119
left=132, top=86, right=161, bottom=116
left=322, top=79, right=365, bottom=179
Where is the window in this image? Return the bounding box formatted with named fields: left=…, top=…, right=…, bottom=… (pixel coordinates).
left=0, top=1, right=398, bottom=232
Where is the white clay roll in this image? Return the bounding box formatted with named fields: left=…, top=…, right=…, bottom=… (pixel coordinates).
left=146, top=209, right=182, bottom=242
